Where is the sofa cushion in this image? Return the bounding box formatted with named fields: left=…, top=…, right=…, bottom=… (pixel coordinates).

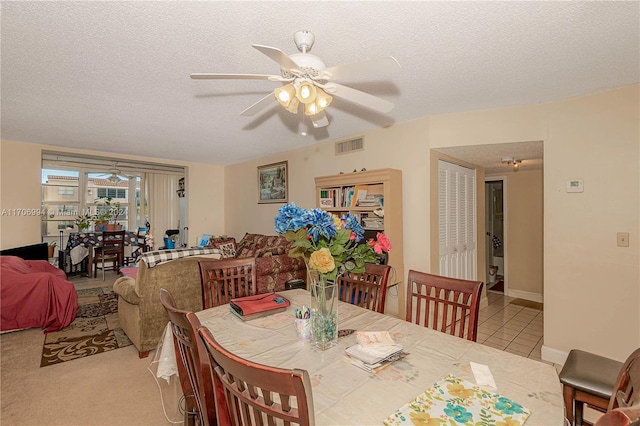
left=236, top=233, right=293, bottom=258
left=209, top=237, right=237, bottom=258
left=137, top=247, right=221, bottom=268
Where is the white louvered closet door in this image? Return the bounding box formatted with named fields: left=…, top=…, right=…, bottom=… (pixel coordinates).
left=438, top=160, right=477, bottom=280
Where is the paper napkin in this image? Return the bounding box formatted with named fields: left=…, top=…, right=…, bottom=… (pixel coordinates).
left=470, top=361, right=497, bottom=389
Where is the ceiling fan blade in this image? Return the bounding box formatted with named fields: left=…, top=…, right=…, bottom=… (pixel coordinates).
left=322, top=83, right=395, bottom=113
left=319, top=56, right=401, bottom=81
left=239, top=93, right=277, bottom=116
left=310, top=111, right=329, bottom=128
left=191, top=73, right=281, bottom=80
left=252, top=45, right=300, bottom=71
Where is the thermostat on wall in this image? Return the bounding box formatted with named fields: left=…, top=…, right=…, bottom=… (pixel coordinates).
left=566, top=179, right=584, bottom=193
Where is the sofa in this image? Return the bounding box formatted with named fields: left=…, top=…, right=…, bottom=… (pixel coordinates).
left=0, top=255, right=78, bottom=332
left=113, top=235, right=306, bottom=357
left=208, top=233, right=307, bottom=294
left=113, top=248, right=221, bottom=357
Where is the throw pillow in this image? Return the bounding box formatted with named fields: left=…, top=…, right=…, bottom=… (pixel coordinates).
left=217, top=242, right=236, bottom=258
left=210, top=237, right=237, bottom=258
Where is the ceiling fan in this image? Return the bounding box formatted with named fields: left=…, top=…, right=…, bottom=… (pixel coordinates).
left=191, top=30, right=401, bottom=129
left=97, top=164, right=130, bottom=184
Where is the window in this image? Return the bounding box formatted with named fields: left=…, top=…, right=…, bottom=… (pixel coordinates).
left=41, top=169, right=80, bottom=238
left=42, top=152, right=185, bottom=245
left=97, top=188, right=127, bottom=199
left=58, top=187, right=75, bottom=196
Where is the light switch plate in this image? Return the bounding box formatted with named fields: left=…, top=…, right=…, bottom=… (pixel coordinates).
left=617, top=232, right=629, bottom=247
left=566, top=179, right=584, bottom=193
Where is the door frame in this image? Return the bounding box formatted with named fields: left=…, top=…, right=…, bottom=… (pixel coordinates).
left=485, top=176, right=508, bottom=295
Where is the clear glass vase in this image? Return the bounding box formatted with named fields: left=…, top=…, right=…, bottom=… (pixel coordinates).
left=308, top=269, right=339, bottom=350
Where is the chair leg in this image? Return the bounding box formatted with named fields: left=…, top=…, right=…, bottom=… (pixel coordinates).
left=563, top=385, right=575, bottom=425
left=575, top=400, right=584, bottom=426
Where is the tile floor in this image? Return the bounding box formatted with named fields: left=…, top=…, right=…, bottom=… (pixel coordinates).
left=477, top=290, right=547, bottom=364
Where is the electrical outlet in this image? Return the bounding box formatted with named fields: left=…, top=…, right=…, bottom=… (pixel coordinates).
left=617, top=232, right=629, bottom=247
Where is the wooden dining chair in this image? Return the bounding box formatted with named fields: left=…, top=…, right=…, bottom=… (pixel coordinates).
left=199, top=258, right=257, bottom=309
left=565, top=347, right=640, bottom=426
left=159, top=288, right=217, bottom=426
left=197, top=323, right=315, bottom=426
left=338, top=263, right=392, bottom=313
left=124, top=229, right=150, bottom=266
left=609, top=347, right=640, bottom=412
left=93, top=229, right=125, bottom=280
left=405, top=270, right=484, bottom=342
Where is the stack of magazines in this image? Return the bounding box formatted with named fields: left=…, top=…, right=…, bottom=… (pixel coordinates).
left=344, top=331, right=408, bottom=373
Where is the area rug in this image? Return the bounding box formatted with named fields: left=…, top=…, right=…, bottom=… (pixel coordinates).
left=41, top=286, right=132, bottom=367
left=510, top=298, right=543, bottom=311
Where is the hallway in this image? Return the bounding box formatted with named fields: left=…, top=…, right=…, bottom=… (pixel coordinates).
left=478, top=291, right=546, bottom=363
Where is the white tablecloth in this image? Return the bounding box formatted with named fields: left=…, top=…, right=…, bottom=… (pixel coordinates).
left=158, top=289, right=564, bottom=425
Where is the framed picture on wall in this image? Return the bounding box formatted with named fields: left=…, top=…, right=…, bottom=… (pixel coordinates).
left=257, top=161, right=288, bottom=204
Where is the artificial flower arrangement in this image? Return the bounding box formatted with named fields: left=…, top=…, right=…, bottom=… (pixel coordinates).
left=275, top=202, right=392, bottom=349
left=274, top=202, right=392, bottom=280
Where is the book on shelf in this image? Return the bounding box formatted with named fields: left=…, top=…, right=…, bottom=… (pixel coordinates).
left=358, top=193, right=384, bottom=207
left=344, top=187, right=355, bottom=208
left=352, top=185, right=369, bottom=207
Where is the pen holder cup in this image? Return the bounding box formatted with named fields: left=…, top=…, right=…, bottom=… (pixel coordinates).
left=294, top=318, right=311, bottom=340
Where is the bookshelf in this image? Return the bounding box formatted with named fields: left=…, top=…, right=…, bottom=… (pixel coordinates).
left=315, top=168, right=404, bottom=318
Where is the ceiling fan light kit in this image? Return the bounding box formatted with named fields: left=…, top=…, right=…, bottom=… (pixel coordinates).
left=191, top=30, right=400, bottom=130
left=501, top=157, right=522, bottom=172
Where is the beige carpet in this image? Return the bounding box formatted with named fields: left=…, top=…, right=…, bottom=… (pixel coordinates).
left=0, top=273, right=172, bottom=425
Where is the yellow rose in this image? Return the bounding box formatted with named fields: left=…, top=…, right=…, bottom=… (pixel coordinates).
left=308, top=248, right=335, bottom=273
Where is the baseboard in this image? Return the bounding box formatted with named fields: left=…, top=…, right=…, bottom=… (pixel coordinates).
left=479, top=295, right=489, bottom=309
left=542, top=345, right=569, bottom=365
left=506, top=289, right=543, bottom=303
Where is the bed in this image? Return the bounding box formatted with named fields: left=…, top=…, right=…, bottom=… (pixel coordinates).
left=0, top=256, right=78, bottom=333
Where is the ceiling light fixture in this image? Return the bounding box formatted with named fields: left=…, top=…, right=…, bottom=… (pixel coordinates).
left=501, top=157, right=522, bottom=172
left=107, top=174, right=121, bottom=184
left=274, top=80, right=333, bottom=118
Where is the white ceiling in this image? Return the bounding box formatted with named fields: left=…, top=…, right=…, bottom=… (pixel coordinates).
left=2, top=2, right=638, bottom=167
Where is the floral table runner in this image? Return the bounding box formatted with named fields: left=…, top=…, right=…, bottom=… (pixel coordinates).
left=384, top=374, right=531, bottom=425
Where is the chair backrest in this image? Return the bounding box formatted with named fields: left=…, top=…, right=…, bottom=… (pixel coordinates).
left=159, top=288, right=216, bottom=426
left=405, top=270, right=484, bottom=342
left=338, top=263, right=392, bottom=313
left=101, top=230, right=126, bottom=255
left=136, top=230, right=150, bottom=253
left=610, top=347, right=640, bottom=411
left=199, top=258, right=257, bottom=309
left=197, top=324, right=315, bottom=426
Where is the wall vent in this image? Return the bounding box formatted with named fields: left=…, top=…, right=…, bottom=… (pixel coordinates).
left=335, top=138, right=364, bottom=155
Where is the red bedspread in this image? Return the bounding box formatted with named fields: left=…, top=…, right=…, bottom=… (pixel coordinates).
left=1, top=256, right=78, bottom=333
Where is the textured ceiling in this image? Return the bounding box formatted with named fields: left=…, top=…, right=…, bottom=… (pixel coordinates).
left=1, top=1, right=638, bottom=167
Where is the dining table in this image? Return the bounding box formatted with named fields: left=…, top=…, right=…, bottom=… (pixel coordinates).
left=65, top=230, right=140, bottom=276
left=154, top=289, right=565, bottom=425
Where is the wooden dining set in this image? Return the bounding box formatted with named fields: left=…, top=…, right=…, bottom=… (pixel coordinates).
left=156, top=257, right=638, bottom=426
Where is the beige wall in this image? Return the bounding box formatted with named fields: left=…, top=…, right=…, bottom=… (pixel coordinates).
left=225, top=85, right=639, bottom=362
left=0, top=140, right=225, bottom=250
left=543, top=86, right=639, bottom=361
left=0, top=140, right=43, bottom=248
